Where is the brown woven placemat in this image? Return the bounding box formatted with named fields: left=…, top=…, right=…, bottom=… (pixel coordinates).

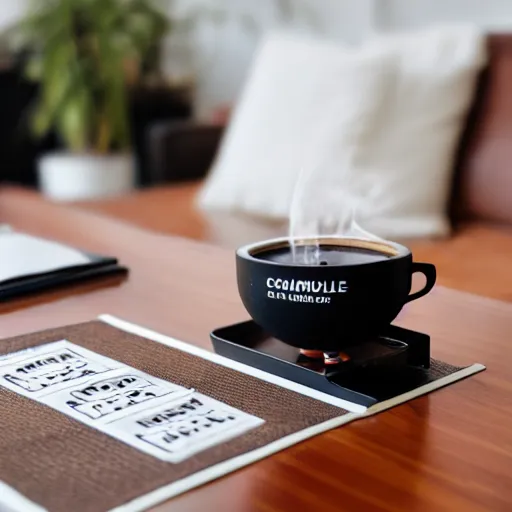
left=0, top=320, right=467, bottom=512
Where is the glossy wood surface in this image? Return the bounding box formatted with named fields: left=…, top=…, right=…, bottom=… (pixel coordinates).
left=1, top=187, right=511, bottom=512
left=76, top=183, right=512, bottom=302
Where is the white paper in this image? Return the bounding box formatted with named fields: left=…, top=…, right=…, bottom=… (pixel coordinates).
left=39, top=368, right=193, bottom=426
left=0, top=340, right=122, bottom=399
left=0, top=341, right=264, bottom=463
left=103, top=393, right=265, bottom=463
left=0, top=233, right=90, bottom=283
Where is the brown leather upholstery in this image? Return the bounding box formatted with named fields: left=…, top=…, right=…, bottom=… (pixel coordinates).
left=454, top=34, right=512, bottom=224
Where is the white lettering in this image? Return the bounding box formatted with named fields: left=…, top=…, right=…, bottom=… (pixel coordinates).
left=312, top=281, right=322, bottom=293
left=267, top=291, right=275, bottom=298
left=267, top=278, right=348, bottom=296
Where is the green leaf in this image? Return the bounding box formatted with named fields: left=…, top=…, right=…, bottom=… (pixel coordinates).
left=24, top=55, right=43, bottom=82
left=43, top=68, right=71, bottom=115
left=56, top=88, right=92, bottom=152
left=31, top=102, right=53, bottom=138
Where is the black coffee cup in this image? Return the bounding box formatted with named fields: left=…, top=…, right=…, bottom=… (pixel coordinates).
left=236, top=237, right=436, bottom=351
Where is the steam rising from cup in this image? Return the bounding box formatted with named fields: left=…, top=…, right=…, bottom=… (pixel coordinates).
left=285, top=72, right=397, bottom=264
left=288, top=156, right=388, bottom=265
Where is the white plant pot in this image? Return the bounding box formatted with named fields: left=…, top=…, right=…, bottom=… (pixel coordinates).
left=37, top=152, right=135, bottom=201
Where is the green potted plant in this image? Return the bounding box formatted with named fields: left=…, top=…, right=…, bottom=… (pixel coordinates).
left=17, top=0, right=169, bottom=200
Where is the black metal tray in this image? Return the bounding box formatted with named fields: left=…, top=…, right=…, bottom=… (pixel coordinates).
left=211, top=320, right=431, bottom=408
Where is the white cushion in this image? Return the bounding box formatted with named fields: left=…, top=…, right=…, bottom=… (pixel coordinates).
left=198, top=26, right=486, bottom=240
left=198, top=32, right=397, bottom=218
left=352, top=24, right=487, bottom=239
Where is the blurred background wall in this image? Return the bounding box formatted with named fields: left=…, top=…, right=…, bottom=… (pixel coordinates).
left=2, top=0, right=512, bottom=119
left=166, top=0, right=512, bottom=119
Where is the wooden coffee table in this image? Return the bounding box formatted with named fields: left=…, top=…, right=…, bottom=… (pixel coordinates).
left=0, top=188, right=510, bottom=512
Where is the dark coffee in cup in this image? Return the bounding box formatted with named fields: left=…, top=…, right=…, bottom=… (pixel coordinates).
left=236, top=237, right=436, bottom=351
left=256, top=243, right=393, bottom=266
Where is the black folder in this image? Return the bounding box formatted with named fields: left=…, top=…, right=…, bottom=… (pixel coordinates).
left=0, top=232, right=128, bottom=300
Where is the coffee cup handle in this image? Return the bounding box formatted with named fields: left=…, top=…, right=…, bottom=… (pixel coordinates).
left=405, top=262, right=437, bottom=303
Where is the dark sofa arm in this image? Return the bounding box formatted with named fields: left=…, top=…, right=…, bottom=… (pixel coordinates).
left=146, top=121, right=225, bottom=185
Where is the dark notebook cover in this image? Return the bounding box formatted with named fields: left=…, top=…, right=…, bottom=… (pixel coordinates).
left=0, top=232, right=127, bottom=300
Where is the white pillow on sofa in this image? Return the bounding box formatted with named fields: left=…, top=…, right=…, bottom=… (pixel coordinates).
left=198, top=26, right=486, bottom=239
left=354, top=24, right=487, bottom=238
left=197, top=32, right=397, bottom=218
